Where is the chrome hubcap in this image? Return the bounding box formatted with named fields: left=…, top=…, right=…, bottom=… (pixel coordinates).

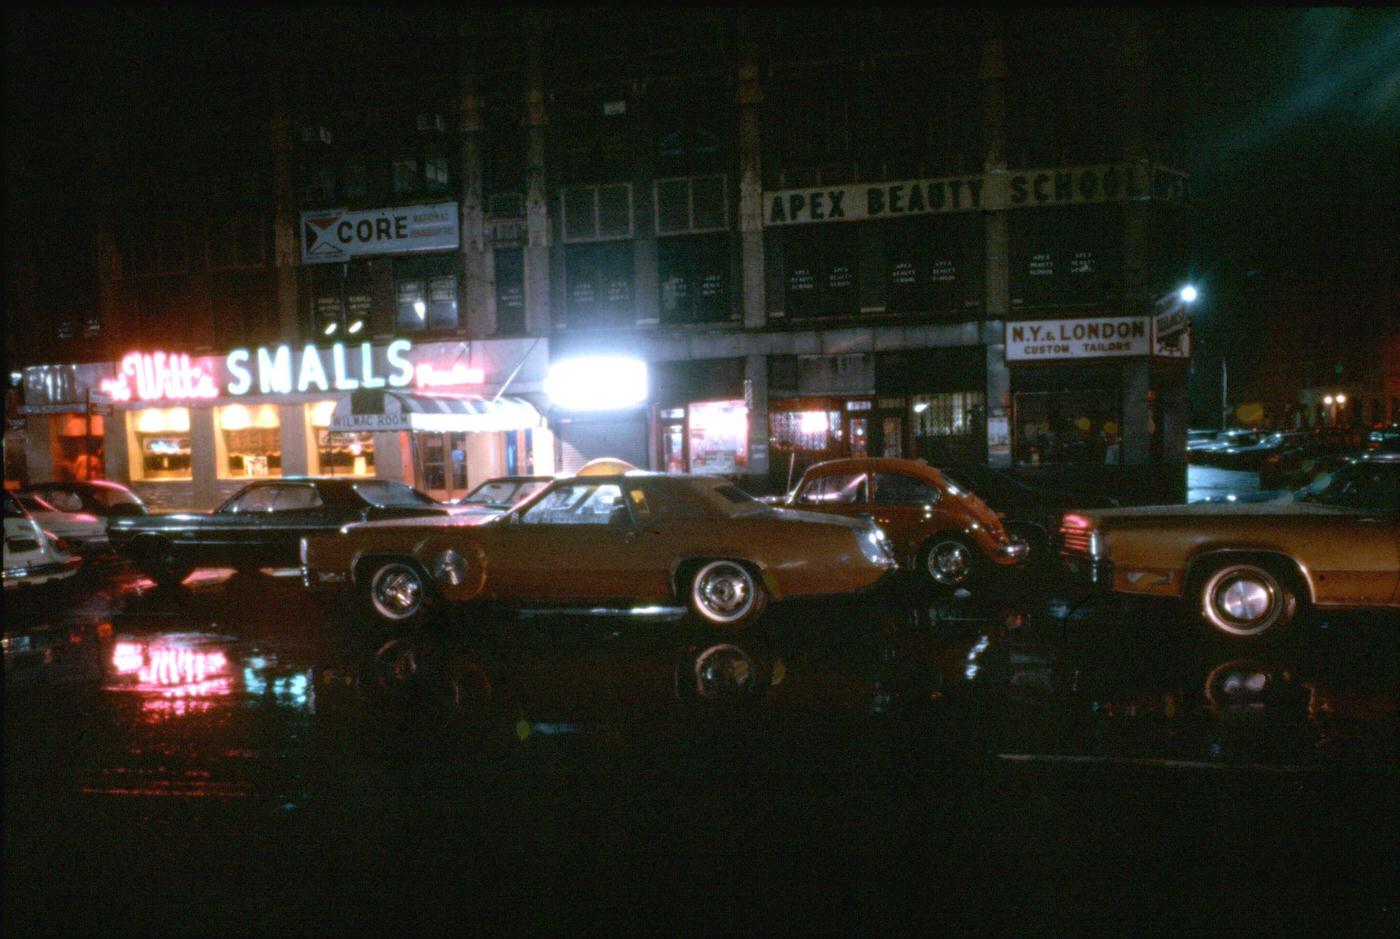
left=1219, top=577, right=1272, bottom=622
left=371, top=565, right=422, bottom=619
left=929, top=542, right=971, bottom=585
left=693, top=563, right=754, bottom=624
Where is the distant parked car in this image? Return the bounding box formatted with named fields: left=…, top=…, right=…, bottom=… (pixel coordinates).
left=109, top=477, right=457, bottom=588
left=776, top=458, right=1028, bottom=588
left=1187, top=429, right=1262, bottom=465
left=1215, top=431, right=1308, bottom=471
left=1060, top=453, right=1400, bottom=641
left=20, top=480, right=148, bottom=518
left=13, top=492, right=109, bottom=554
left=1257, top=429, right=1374, bottom=490
left=4, top=490, right=82, bottom=589
left=301, top=471, right=896, bottom=630
left=452, top=475, right=554, bottom=516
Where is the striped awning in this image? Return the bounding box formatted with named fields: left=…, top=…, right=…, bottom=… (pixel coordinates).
left=328, top=389, right=543, bottom=433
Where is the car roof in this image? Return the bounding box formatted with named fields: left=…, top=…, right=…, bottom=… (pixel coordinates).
left=25, top=479, right=132, bottom=491
left=801, top=457, right=940, bottom=477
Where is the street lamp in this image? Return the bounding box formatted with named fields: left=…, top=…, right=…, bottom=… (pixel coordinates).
left=1179, top=284, right=1198, bottom=304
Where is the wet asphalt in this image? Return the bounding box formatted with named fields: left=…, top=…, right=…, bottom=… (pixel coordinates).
left=4, top=554, right=1398, bottom=935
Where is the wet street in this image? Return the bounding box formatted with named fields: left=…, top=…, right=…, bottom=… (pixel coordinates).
left=6, top=559, right=1399, bottom=934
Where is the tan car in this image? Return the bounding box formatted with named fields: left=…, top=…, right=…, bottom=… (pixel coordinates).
left=1059, top=454, right=1400, bottom=640
left=301, top=472, right=897, bottom=631
left=780, top=458, right=1028, bottom=588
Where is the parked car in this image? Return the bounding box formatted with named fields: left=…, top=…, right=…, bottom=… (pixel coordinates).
left=109, top=477, right=457, bottom=587
left=1059, top=453, right=1400, bottom=641
left=1257, top=428, right=1375, bottom=490
left=1187, top=429, right=1262, bottom=465
left=301, top=471, right=897, bottom=630
left=13, top=492, right=109, bottom=554
left=935, top=462, right=1118, bottom=564
left=774, top=458, right=1028, bottom=588
left=1212, top=431, right=1307, bottom=471
left=19, top=480, right=149, bottom=517
left=3, top=490, right=82, bottom=589
left=452, top=475, right=554, bottom=516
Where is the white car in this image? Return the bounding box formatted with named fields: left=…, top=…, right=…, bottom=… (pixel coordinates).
left=4, top=490, right=82, bottom=589
left=14, top=492, right=108, bottom=553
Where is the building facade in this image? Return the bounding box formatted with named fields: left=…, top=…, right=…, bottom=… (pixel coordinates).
left=9, top=10, right=1193, bottom=508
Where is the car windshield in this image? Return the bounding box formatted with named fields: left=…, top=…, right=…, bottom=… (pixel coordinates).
left=1297, top=462, right=1400, bottom=510
left=352, top=481, right=436, bottom=507
left=460, top=480, right=546, bottom=505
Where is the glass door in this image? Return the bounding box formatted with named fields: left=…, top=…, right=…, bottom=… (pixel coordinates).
left=417, top=432, right=470, bottom=502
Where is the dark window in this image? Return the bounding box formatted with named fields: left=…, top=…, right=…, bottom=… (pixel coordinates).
left=208, top=214, right=267, bottom=271
left=783, top=225, right=858, bottom=318
left=353, top=481, right=434, bottom=507
left=883, top=215, right=983, bottom=315
left=658, top=234, right=731, bottom=325
left=395, top=256, right=459, bottom=333
left=796, top=472, right=867, bottom=506
left=494, top=247, right=526, bottom=334
left=1010, top=206, right=1122, bottom=308
left=565, top=241, right=634, bottom=328
left=311, top=263, right=374, bottom=340
left=562, top=183, right=633, bottom=242
left=520, top=482, right=629, bottom=525
left=872, top=472, right=940, bottom=505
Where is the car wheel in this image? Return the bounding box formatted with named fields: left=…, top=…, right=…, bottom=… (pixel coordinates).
left=1195, top=560, right=1299, bottom=641
left=137, top=538, right=193, bottom=589
left=920, top=536, right=981, bottom=589
left=688, top=560, right=767, bottom=630
left=363, top=559, right=435, bottom=629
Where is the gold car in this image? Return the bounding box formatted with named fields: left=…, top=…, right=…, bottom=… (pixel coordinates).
left=301, top=472, right=897, bottom=631
left=1059, top=455, right=1400, bottom=640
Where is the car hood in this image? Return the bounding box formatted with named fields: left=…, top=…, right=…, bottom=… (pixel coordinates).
left=763, top=507, right=877, bottom=531
left=1085, top=500, right=1364, bottom=525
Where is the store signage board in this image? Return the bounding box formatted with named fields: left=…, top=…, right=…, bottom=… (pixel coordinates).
left=764, top=162, right=1188, bottom=226
left=300, top=202, right=460, bottom=264
left=1005, top=317, right=1151, bottom=362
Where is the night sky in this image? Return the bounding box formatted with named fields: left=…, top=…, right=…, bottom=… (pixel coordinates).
left=7, top=9, right=1399, bottom=418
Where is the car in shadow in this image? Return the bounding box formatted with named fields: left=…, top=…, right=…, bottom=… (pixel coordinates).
left=19, top=480, right=149, bottom=518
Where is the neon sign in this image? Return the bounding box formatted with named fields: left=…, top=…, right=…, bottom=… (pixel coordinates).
left=99, top=351, right=219, bottom=403
left=102, top=340, right=417, bottom=403
left=415, top=362, right=484, bottom=388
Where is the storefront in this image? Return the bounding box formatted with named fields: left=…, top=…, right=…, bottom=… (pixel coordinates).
left=1003, top=313, right=1190, bottom=502
left=19, top=338, right=553, bottom=511
left=14, top=363, right=115, bottom=487
left=651, top=359, right=750, bottom=476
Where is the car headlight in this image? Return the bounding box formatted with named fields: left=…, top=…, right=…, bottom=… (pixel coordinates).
left=432, top=549, right=469, bottom=586
left=857, top=527, right=896, bottom=566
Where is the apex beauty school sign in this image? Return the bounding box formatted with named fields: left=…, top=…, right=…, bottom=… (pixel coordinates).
left=765, top=162, right=1188, bottom=226
left=301, top=202, right=460, bottom=264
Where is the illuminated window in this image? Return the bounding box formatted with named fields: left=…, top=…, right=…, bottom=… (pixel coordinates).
left=310, top=400, right=375, bottom=476
left=217, top=404, right=281, bottom=478
left=131, top=407, right=192, bottom=481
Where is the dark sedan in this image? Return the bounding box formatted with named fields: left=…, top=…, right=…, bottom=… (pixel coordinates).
left=109, top=477, right=453, bottom=587
left=19, top=480, right=149, bottom=517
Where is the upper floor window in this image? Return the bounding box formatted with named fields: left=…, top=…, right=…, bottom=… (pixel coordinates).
left=562, top=183, right=633, bottom=242
left=394, top=255, right=459, bottom=333
left=654, top=175, right=727, bottom=235
left=392, top=140, right=451, bottom=198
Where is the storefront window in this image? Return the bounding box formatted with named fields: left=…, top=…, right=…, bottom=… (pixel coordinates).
left=687, top=400, right=748, bottom=475
left=52, top=413, right=106, bottom=481
left=1013, top=389, right=1122, bottom=465
left=911, top=391, right=985, bottom=464
left=770, top=409, right=844, bottom=453
left=309, top=400, right=375, bottom=476
left=216, top=404, right=281, bottom=478
left=132, top=407, right=192, bottom=481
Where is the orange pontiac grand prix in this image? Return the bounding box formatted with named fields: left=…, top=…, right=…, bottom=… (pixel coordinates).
left=301, top=470, right=897, bottom=630
left=1059, top=454, right=1400, bottom=641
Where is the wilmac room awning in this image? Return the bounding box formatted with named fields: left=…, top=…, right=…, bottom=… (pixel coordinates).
left=328, top=389, right=543, bottom=433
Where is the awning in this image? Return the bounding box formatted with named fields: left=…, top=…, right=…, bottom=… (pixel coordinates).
left=328, top=389, right=543, bottom=433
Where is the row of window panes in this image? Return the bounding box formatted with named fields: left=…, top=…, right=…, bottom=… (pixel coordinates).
left=304, top=143, right=452, bottom=205
left=127, top=404, right=375, bottom=482
left=561, top=177, right=728, bottom=242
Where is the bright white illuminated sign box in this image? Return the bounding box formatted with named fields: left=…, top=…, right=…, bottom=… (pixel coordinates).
left=544, top=357, right=648, bottom=410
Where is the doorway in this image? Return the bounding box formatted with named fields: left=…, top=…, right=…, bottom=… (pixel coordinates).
left=416, top=432, right=469, bottom=501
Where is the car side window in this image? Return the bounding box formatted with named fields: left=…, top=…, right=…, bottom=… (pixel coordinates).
left=44, top=490, right=85, bottom=513
left=872, top=472, right=941, bottom=505
left=225, top=486, right=279, bottom=513
left=796, top=472, right=868, bottom=506
left=273, top=485, right=324, bottom=512
left=520, top=483, right=629, bottom=526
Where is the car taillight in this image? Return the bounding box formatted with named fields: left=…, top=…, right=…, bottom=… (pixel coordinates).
left=1058, top=514, right=1094, bottom=557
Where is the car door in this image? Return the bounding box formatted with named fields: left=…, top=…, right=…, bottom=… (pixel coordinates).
left=869, top=471, right=944, bottom=562
left=487, top=481, right=648, bottom=602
